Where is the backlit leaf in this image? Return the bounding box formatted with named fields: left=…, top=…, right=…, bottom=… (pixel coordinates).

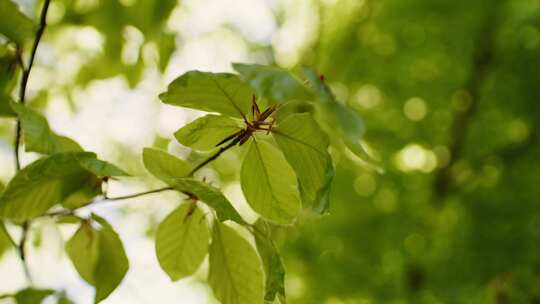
left=0, top=221, right=14, bottom=259
left=14, top=288, right=54, bottom=304
left=273, top=113, right=334, bottom=213
left=142, top=148, right=191, bottom=184
left=155, top=203, right=210, bottom=281
left=10, top=101, right=83, bottom=154
left=241, top=140, right=301, bottom=224
left=175, top=115, right=242, bottom=151
left=0, top=0, right=35, bottom=45
left=233, top=63, right=311, bottom=103
left=209, top=222, right=264, bottom=304
left=171, top=178, right=243, bottom=224
left=159, top=71, right=253, bottom=119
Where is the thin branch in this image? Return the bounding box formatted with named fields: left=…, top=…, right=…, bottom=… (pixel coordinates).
left=12, top=0, right=53, bottom=285
left=189, top=139, right=239, bottom=176
left=104, top=186, right=174, bottom=201
left=14, top=0, right=52, bottom=171
left=18, top=221, right=32, bottom=284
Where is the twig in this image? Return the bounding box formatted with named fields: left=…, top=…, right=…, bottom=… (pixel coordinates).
left=14, top=0, right=52, bottom=171
left=12, top=0, right=53, bottom=285
left=188, top=139, right=238, bottom=176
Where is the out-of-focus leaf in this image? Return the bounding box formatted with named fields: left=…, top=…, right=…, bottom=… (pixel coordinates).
left=253, top=220, right=286, bottom=303
left=14, top=288, right=54, bottom=304
left=157, top=32, right=175, bottom=72
left=0, top=94, right=15, bottom=117
left=302, top=68, right=368, bottom=160
left=67, top=215, right=129, bottom=304
left=233, top=63, right=311, bottom=103
left=273, top=113, right=334, bottom=213
left=142, top=148, right=191, bottom=184
left=159, top=71, right=253, bottom=119
left=10, top=101, right=83, bottom=154
left=175, top=114, right=243, bottom=151
left=55, top=215, right=82, bottom=224
left=155, top=203, right=210, bottom=281
left=208, top=222, right=264, bottom=304
left=241, top=140, right=301, bottom=224
left=0, top=0, right=35, bottom=45
left=0, top=152, right=124, bottom=221
left=0, top=221, right=14, bottom=259
left=56, top=293, right=75, bottom=304
left=171, top=178, right=244, bottom=224
left=0, top=45, right=18, bottom=93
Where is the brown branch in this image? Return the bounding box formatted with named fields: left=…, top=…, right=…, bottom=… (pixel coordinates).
left=12, top=0, right=53, bottom=285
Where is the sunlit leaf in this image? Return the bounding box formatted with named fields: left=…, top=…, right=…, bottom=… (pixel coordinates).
left=209, top=222, right=264, bottom=304
left=142, top=148, right=191, bottom=184
left=0, top=0, right=35, bottom=45
left=14, top=288, right=54, bottom=304
left=155, top=203, right=210, bottom=281
left=253, top=220, right=286, bottom=303
left=171, top=178, right=243, bottom=224
left=66, top=214, right=129, bottom=304
left=10, top=101, right=83, bottom=154
left=76, top=153, right=129, bottom=177
left=0, top=152, right=125, bottom=221
left=241, top=140, right=301, bottom=224
left=159, top=71, right=253, bottom=119
left=175, top=115, right=243, bottom=151
left=233, top=63, right=311, bottom=103
left=273, top=113, right=334, bottom=213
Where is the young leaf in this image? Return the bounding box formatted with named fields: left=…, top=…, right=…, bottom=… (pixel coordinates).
left=209, top=222, right=264, bottom=304
left=174, top=115, right=242, bottom=151
left=142, top=148, right=191, bottom=184
left=155, top=203, right=210, bottom=281
left=0, top=0, right=35, bottom=45
left=171, top=178, right=244, bottom=224
left=233, top=63, right=311, bottom=103
left=67, top=216, right=129, bottom=304
left=159, top=71, right=253, bottom=119
left=272, top=113, right=334, bottom=213
left=14, top=288, right=54, bottom=304
left=241, top=140, right=301, bottom=224
left=0, top=153, right=126, bottom=220
left=10, top=101, right=83, bottom=154
left=253, top=220, right=286, bottom=303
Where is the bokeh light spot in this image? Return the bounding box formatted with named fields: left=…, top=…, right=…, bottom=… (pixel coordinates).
left=403, top=97, right=427, bottom=121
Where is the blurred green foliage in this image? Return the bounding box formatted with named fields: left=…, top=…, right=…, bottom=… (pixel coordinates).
left=1, top=0, right=540, bottom=303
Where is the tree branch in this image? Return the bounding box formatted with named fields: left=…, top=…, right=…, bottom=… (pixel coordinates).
left=12, top=0, right=53, bottom=285
left=433, top=6, right=500, bottom=198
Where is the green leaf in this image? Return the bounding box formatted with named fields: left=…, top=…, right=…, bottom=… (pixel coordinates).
left=0, top=45, right=19, bottom=94
left=0, top=94, right=15, bottom=117
left=233, top=63, right=311, bottom=103
left=66, top=221, right=100, bottom=284
left=208, top=222, right=264, bottom=304
left=174, top=115, right=242, bottom=151
left=56, top=293, right=75, bottom=304
left=273, top=113, right=334, bottom=213
left=0, top=152, right=124, bottom=221
left=159, top=71, right=254, bottom=119
left=241, top=140, right=301, bottom=224
left=302, top=68, right=370, bottom=162
left=157, top=32, right=175, bottom=72
left=76, top=153, right=129, bottom=177
left=14, top=288, right=54, bottom=304
left=171, top=178, right=243, bottom=224
left=0, top=0, right=35, bottom=45
left=67, top=216, right=129, bottom=304
left=253, top=220, right=286, bottom=303
left=10, top=101, right=83, bottom=154
left=0, top=221, right=15, bottom=259
left=142, top=148, right=191, bottom=184
left=155, top=203, right=210, bottom=281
